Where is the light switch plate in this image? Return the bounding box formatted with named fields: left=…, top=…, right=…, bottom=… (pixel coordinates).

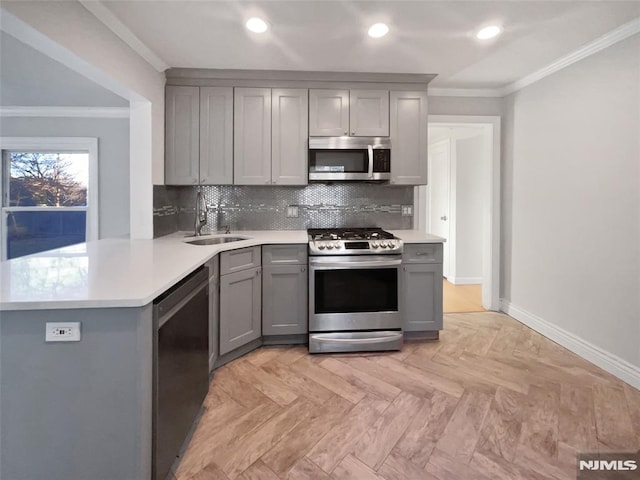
left=286, top=205, right=299, bottom=218
left=46, top=322, right=81, bottom=342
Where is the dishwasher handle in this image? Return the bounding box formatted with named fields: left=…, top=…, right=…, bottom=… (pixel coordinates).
left=154, top=267, right=209, bottom=327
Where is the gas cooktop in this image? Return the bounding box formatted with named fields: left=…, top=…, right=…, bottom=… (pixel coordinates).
left=308, top=228, right=403, bottom=255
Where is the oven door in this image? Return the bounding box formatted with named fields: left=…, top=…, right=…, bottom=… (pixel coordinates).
left=309, top=255, right=401, bottom=332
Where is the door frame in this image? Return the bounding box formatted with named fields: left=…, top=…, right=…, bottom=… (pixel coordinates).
left=415, top=115, right=501, bottom=311
left=426, top=137, right=452, bottom=278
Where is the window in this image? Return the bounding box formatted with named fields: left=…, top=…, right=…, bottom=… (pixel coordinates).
left=0, top=138, right=98, bottom=260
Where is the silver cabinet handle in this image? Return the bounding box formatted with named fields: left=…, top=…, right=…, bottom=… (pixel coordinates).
left=256, top=268, right=261, bottom=276
left=344, top=130, right=348, bottom=136
left=201, top=178, right=207, bottom=184
left=192, top=179, right=197, bottom=184
left=440, top=215, right=448, bottom=221
left=300, top=266, right=306, bottom=272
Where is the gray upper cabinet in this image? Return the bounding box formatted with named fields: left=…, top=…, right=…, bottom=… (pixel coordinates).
left=309, top=89, right=349, bottom=136
left=234, top=88, right=272, bottom=185
left=272, top=89, right=308, bottom=185
left=350, top=89, right=389, bottom=137
left=165, top=86, right=233, bottom=185
left=165, top=86, right=199, bottom=185
left=390, top=91, right=428, bottom=185
left=309, top=89, right=389, bottom=137
left=200, top=87, right=233, bottom=185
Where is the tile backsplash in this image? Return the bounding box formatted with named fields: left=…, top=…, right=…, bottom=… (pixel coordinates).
left=153, top=184, right=414, bottom=237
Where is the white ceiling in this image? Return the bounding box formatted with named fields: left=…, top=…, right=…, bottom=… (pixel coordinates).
left=93, top=0, right=640, bottom=90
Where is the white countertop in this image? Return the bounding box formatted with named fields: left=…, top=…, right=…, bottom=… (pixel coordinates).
left=0, top=229, right=442, bottom=311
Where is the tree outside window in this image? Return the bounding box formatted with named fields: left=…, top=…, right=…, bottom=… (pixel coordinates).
left=9, top=152, right=88, bottom=207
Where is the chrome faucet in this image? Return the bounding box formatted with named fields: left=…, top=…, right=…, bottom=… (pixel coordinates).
left=194, top=189, right=208, bottom=236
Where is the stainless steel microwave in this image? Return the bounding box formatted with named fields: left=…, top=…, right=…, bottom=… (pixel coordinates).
left=309, top=137, right=391, bottom=181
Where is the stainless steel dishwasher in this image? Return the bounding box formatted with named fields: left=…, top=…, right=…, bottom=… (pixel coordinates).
left=152, top=266, right=209, bottom=480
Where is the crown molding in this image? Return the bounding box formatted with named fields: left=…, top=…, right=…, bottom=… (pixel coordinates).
left=0, top=106, right=130, bottom=118
left=500, top=16, right=640, bottom=96
left=78, top=0, right=169, bottom=72
left=428, top=87, right=503, bottom=98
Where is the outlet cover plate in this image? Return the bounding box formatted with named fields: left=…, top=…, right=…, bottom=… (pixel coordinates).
left=46, top=322, right=81, bottom=342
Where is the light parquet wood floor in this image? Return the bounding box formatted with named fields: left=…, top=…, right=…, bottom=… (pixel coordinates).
left=173, top=312, right=640, bottom=480
left=443, top=280, right=485, bottom=314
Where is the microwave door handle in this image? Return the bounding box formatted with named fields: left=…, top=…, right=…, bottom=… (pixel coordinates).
left=367, top=145, right=374, bottom=179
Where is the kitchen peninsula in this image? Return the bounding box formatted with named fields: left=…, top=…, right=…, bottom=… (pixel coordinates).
left=0, top=230, right=443, bottom=480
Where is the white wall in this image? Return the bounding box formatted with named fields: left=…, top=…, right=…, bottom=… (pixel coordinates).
left=0, top=32, right=127, bottom=107
left=1, top=1, right=166, bottom=238
left=1, top=117, right=131, bottom=239
left=429, top=96, right=503, bottom=117
left=453, top=133, right=485, bottom=283
left=502, top=34, right=640, bottom=377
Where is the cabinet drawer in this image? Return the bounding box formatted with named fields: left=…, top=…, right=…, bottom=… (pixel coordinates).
left=402, top=243, right=443, bottom=264
left=262, top=244, right=307, bottom=265
left=220, top=246, right=261, bottom=275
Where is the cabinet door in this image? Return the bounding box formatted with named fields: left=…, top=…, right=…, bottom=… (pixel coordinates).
left=402, top=263, right=443, bottom=332
left=234, top=88, right=272, bottom=185
left=165, top=86, right=199, bottom=185
left=200, top=87, right=233, bottom=185
left=309, top=89, right=349, bottom=136
left=219, top=266, right=262, bottom=355
left=263, top=264, right=308, bottom=335
left=272, top=89, right=308, bottom=185
left=390, top=91, right=428, bottom=185
left=350, top=89, right=389, bottom=137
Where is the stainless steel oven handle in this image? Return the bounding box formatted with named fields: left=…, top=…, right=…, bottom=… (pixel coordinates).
left=367, top=145, right=374, bottom=179
left=313, top=333, right=403, bottom=344
left=309, top=258, right=402, bottom=268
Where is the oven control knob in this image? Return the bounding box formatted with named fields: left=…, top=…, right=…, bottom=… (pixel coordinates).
left=372, top=242, right=379, bottom=248
left=380, top=243, right=388, bottom=249
left=326, top=243, right=334, bottom=250
left=333, top=242, right=341, bottom=249
left=318, top=243, right=326, bottom=250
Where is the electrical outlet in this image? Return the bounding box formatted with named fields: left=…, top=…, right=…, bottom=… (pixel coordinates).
left=46, top=322, right=81, bottom=342
left=401, top=205, right=413, bottom=216
left=286, top=205, right=299, bottom=218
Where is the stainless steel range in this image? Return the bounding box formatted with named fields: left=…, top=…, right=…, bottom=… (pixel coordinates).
left=308, top=228, right=403, bottom=353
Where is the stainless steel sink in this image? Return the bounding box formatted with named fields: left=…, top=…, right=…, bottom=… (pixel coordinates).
left=184, top=235, right=249, bottom=246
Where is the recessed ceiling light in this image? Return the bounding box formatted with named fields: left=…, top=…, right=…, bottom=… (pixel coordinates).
left=246, top=17, right=268, bottom=33
left=368, top=23, right=389, bottom=38
left=476, top=25, right=502, bottom=40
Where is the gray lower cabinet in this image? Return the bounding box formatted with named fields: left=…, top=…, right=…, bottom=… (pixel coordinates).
left=262, top=264, right=308, bottom=335
left=262, top=245, right=308, bottom=336
left=206, top=256, right=219, bottom=372
left=402, top=243, right=443, bottom=332
left=219, top=248, right=262, bottom=355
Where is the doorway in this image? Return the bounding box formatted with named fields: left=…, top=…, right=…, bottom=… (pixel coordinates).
left=415, top=115, right=501, bottom=312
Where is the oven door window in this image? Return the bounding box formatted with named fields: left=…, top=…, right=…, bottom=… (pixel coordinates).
left=309, top=150, right=368, bottom=174
left=314, top=268, right=398, bottom=314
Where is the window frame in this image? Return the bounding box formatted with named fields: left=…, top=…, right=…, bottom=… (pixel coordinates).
left=0, top=137, right=99, bottom=261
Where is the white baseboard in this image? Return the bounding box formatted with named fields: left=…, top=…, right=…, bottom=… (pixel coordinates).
left=500, top=299, right=640, bottom=390
left=448, top=276, right=482, bottom=286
